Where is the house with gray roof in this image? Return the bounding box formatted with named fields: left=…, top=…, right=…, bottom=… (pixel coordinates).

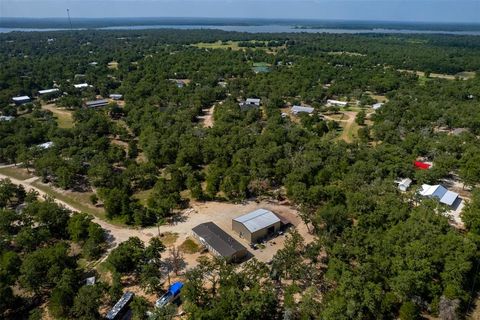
left=192, top=222, right=247, bottom=262
left=232, top=209, right=281, bottom=244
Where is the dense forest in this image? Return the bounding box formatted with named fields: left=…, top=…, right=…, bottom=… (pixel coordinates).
left=1, top=29, right=480, bottom=319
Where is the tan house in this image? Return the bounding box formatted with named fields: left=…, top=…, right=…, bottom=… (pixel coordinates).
left=232, top=209, right=281, bottom=244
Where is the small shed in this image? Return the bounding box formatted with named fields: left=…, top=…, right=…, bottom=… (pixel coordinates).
left=192, top=222, right=247, bottom=262
left=232, top=209, right=281, bottom=244
left=372, top=102, right=384, bottom=110
left=396, top=178, right=412, bottom=192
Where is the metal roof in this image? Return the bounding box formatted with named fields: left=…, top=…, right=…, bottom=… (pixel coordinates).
left=192, top=222, right=246, bottom=258
left=440, top=190, right=459, bottom=206
left=12, top=96, right=30, bottom=101
left=419, top=184, right=458, bottom=206
left=246, top=98, right=261, bottom=105
left=106, top=291, right=134, bottom=320
left=38, top=88, right=59, bottom=95
left=85, top=99, right=109, bottom=107
left=292, top=105, right=314, bottom=114
left=233, top=209, right=280, bottom=233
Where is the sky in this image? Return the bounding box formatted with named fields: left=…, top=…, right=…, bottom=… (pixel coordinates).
left=1, top=0, right=480, bottom=23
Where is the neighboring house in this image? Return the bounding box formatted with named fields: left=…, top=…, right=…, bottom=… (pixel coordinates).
left=396, top=178, right=412, bottom=192
left=192, top=222, right=247, bottom=262
left=0, top=116, right=15, bottom=122
left=372, top=102, right=384, bottom=110
left=109, top=94, right=123, bottom=100
left=37, top=141, right=54, bottom=149
left=106, top=291, right=134, bottom=320
left=418, top=184, right=459, bottom=207
left=239, top=98, right=261, bottom=110
left=38, top=88, right=60, bottom=95
left=85, top=99, right=109, bottom=108
left=74, top=83, right=89, bottom=89
left=291, top=105, right=314, bottom=115
left=232, top=209, right=282, bottom=244
left=327, top=99, right=348, bottom=107
left=12, top=96, right=31, bottom=105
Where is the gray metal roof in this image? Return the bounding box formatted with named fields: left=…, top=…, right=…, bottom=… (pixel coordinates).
left=192, top=222, right=246, bottom=258
left=233, top=209, right=280, bottom=233
left=440, top=190, right=459, bottom=206
left=85, top=99, right=109, bottom=107
left=292, top=105, right=314, bottom=114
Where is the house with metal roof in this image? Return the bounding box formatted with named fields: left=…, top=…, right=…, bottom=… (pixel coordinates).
left=12, top=96, right=31, bottom=105
left=85, top=99, right=109, bottom=108
left=372, top=102, right=384, bottom=110
left=396, top=178, right=412, bottom=192
left=109, top=93, right=123, bottom=100
left=74, top=83, right=89, bottom=89
left=38, top=88, right=60, bottom=95
left=232, top=209, right=281, bottom=244
left=291, top=105, right=314, bottom=115
left=239, top=98, right=261, bottom=110
left=418, top=184, right=459, bottom=207
left=192, top=222, right=247, bottom=262
left=327, top=99, right=348, bottom=107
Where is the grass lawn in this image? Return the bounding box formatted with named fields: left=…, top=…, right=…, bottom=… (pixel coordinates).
left=42, top=104, right=74, bottom=128
left=179, top=238, right=200, bottom=254
left=193, top=41, right=241, bottom=50
left=133, top=188, right=154, bottom=206
left=31, top=181, right=109, bottom=219
left=0, top=166, right=35, bottom=181
left=159, top=232, right=179, bottom=247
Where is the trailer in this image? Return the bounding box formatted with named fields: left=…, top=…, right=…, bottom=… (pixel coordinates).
left=155, top=282, right=184, bottom=309
left=106, top=291, right=134, bottom=320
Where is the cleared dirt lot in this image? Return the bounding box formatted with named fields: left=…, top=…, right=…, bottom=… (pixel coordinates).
left=141, top=200, right=314, bottom=268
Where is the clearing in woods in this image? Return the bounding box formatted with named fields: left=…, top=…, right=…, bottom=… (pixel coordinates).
left=42, top=103, right=75, bottom=128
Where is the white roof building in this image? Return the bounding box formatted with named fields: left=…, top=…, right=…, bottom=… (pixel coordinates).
left=372, top=102, right=384, bottom=110
left=291, top=105, right=314, bottom=115
left=109, top=94, right=123, bottom=100
left=245, top=98, right=261, bottom=106
left=74, top=83, right=89, bottom=89
left=418, top=184, right=459, bottom=207
left=327, top=99, right=348, bottom=107
left=37, top=141, right=54, bottom=149
left=38, top=88, right=60, bottom=95
left=0, top=116, right=15, bottom=122
left=12, top=96, right=31, bottom=104
left=396, top=178, right=412, bottom=192
left=233, top=209, right=281, bottom=233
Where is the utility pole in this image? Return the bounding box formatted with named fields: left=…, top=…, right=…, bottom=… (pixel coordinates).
left=66, top=8, right=72, bottom=30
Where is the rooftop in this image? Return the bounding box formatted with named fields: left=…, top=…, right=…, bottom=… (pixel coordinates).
left=292, top=105, right=314, bottom=114
left=419, top=184, right=459, bottom=206
left=233, top=209, right=281, bottom=233
left=192, top=222, right=246, bottom=258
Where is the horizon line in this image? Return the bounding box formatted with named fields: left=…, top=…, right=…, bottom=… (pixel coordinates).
left=2, top=16, right=480, bottom=25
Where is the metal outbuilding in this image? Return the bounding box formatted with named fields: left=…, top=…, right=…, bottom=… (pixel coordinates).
left=232, top=209, right=281, bottom=244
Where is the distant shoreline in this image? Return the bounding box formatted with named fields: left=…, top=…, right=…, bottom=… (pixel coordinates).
left=1, top=17, right=480, bottom=33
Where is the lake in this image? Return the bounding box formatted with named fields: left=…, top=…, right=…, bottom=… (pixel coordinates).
left=1, top=24, right=480, bottom=35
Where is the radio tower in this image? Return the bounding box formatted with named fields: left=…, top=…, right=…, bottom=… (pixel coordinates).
left=66, top=8, right=73, bottom=29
